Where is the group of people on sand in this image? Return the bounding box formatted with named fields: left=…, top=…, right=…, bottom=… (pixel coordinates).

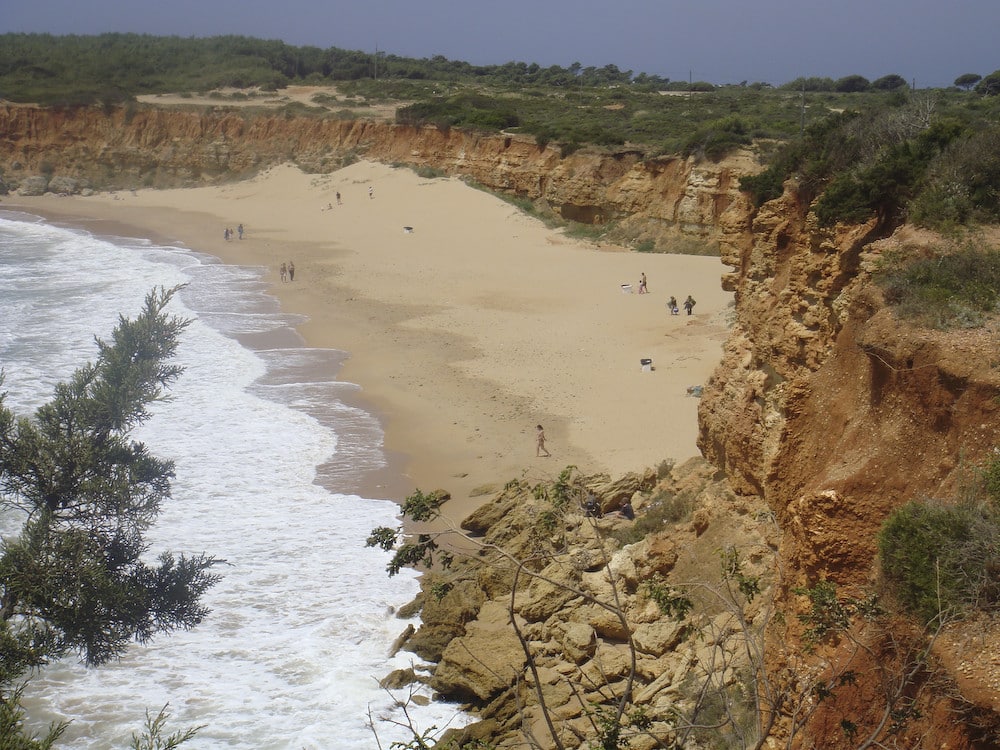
left=224, top=224, right=244, bottom=241
left=279, top=261, right=296, bottom=282
left=667, top=294, right=697, bottom=315
left=637, top=274, right=696, bottom=315
left=322, top=192, right=344, bottom=211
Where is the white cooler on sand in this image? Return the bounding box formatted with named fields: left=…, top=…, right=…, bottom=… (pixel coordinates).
left=640, top=358, right=652, bottom=372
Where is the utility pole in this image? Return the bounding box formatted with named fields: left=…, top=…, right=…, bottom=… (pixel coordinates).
left=800, top=82, right=806, bottom=136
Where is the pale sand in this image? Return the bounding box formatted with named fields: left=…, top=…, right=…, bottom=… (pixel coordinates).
left=7, top=162, right=732, bottom=522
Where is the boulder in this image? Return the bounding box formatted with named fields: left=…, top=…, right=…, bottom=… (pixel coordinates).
left=580, top=642, right=633, bottom=684
left=436, top=719, right=501, bottom=748
left=573, top=602, right=631, bottom=641
left=514, top=561, right=582, bottom=622
left=555, top=621, right=596, bottom=663
left=17, top=176, right=48, bottom=196
left=378, top=667, right=417, bottom=689
left=592, top=469, right=657, bottom=512
left=431, top=600, right=527, bottom=702
left=47, top=175, right=80, bottom=194
left=632, top=620, right=685, bottom=657
left=405, top=623, right=465, bottom=662
left=461, top=488, right=518, bottom=535
left=633, top=533, right=680, bottom=579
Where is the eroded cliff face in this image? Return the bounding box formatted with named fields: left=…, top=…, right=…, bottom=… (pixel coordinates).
left=0, top=103, right=752, bottom=241
left=701, top=191, right=1000, bottom=587
left=700, top=186, right=1000, bottom=747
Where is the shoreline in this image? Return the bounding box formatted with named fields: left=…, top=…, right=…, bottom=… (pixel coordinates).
left=5, top=161, right=733, bottom=522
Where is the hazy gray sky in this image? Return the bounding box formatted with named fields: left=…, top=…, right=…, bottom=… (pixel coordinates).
left=4, top=0, right=997, bottom=88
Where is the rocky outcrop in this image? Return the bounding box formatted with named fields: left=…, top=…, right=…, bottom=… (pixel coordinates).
left=398, top=459, right=775, bottom=750
left=0, top=103, right=754, bottom=242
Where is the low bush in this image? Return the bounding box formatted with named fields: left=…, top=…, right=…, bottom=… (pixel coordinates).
left=909, top=124, right=1000, bottom=228
left=609, top=489, right=693, bottom=545
left=876, top=242, right=1000, bottom=328
left=412, top=165, right=446, bottom=179
left=879, top=497, right=1000, bottom=623
left=564, top=221, right=608, bottom=242
left=683, top=115, right=754, bottom=161
left=879, top=453, right=1000, bottom=624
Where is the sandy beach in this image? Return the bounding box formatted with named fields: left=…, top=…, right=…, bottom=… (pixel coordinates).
left=7, top=161, right=732, bottom=522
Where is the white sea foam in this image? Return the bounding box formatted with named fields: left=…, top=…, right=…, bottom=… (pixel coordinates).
left=0, top=214, right=464, bottom=748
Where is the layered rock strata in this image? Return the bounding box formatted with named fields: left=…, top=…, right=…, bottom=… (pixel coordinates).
left=0, top=103, right=753, bottom=242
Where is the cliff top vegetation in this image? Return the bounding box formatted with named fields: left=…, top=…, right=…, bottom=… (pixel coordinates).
left=3, top=33, right=1000, bottom=164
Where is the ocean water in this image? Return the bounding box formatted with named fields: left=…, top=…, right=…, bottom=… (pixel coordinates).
left=0, top=211, right=463, bottom=748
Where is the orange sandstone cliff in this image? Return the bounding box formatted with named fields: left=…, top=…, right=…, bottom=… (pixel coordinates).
left=702, top=187, right=1000, bottom=747
left=4, top=103, right=999, bottom=746
left=0, top=103, right=749, bottom=242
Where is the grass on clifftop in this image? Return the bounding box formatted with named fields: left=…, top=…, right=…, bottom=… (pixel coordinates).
left=876, top=240, right=1000, bottom=328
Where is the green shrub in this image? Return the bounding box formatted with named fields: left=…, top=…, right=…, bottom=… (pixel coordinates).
left=609, top=489, right=693, bottom=545
left=878, top=497, right=1000, bottom=622
left=982, top=452, right=1000, bottom=502
left=683, top=115, right=753, bottom=160
left=560, top=141, right=582, bottom=158
left=412, top=165, right=446, bottom=179
left=395, top=93, right=519, bottom=132
left=876, top=242, right=1000, bottom=328
left=563, top=221, right=607, bottom=241
left=795, top=580, right=850, bottom=643
left=813, top=132, right=949, bottom=226
left=740, top=168, right=785, bottom=207
left=909, top=124, right=1000, bottom=228
left=656, top=459, right=675, bottom=479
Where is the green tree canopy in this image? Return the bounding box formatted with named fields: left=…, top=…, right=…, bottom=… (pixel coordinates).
left=975, top=70, right=1000, bottom=96
left=834, top=74, right=871, bottom=92
left=872, top=73, right=908, bottom=91
left=0, top=287, right=219, bottom=690
left=954, top=73, right=982, bottom=90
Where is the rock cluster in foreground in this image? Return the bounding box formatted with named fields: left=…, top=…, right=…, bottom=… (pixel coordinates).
left=381, top=459, right=776, bottom=749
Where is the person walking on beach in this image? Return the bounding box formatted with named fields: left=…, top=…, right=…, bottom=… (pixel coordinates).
left=638, top=272, right=648, bottom=294
left=237, top=223, right=244, bottom=240
left=279, top=262, right=287, bottom=283
left=224, top=227, right=231, bottom=241
left=535, top=424, right=551, bottom=457
left=288, top=262, right=295, bottom=282
left=667, top=295, right=679, bottom=315
left=684, top=295, right=697, bottom=315
left=336, top=191, right=342, bottom=205
left=368, top=185, right=375, bottom=200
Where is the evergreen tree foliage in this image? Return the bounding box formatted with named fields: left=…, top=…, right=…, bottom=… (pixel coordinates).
left=0, top=287, right=219, bottom=691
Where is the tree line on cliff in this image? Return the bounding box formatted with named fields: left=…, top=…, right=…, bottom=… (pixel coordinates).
left=740, top=92, right=1000, bottom=230
left=5, top=33, right=1000, bottom=190
left=0, top=32, right=665, bottom=105
left=6, top=32, right=999, bottom=106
